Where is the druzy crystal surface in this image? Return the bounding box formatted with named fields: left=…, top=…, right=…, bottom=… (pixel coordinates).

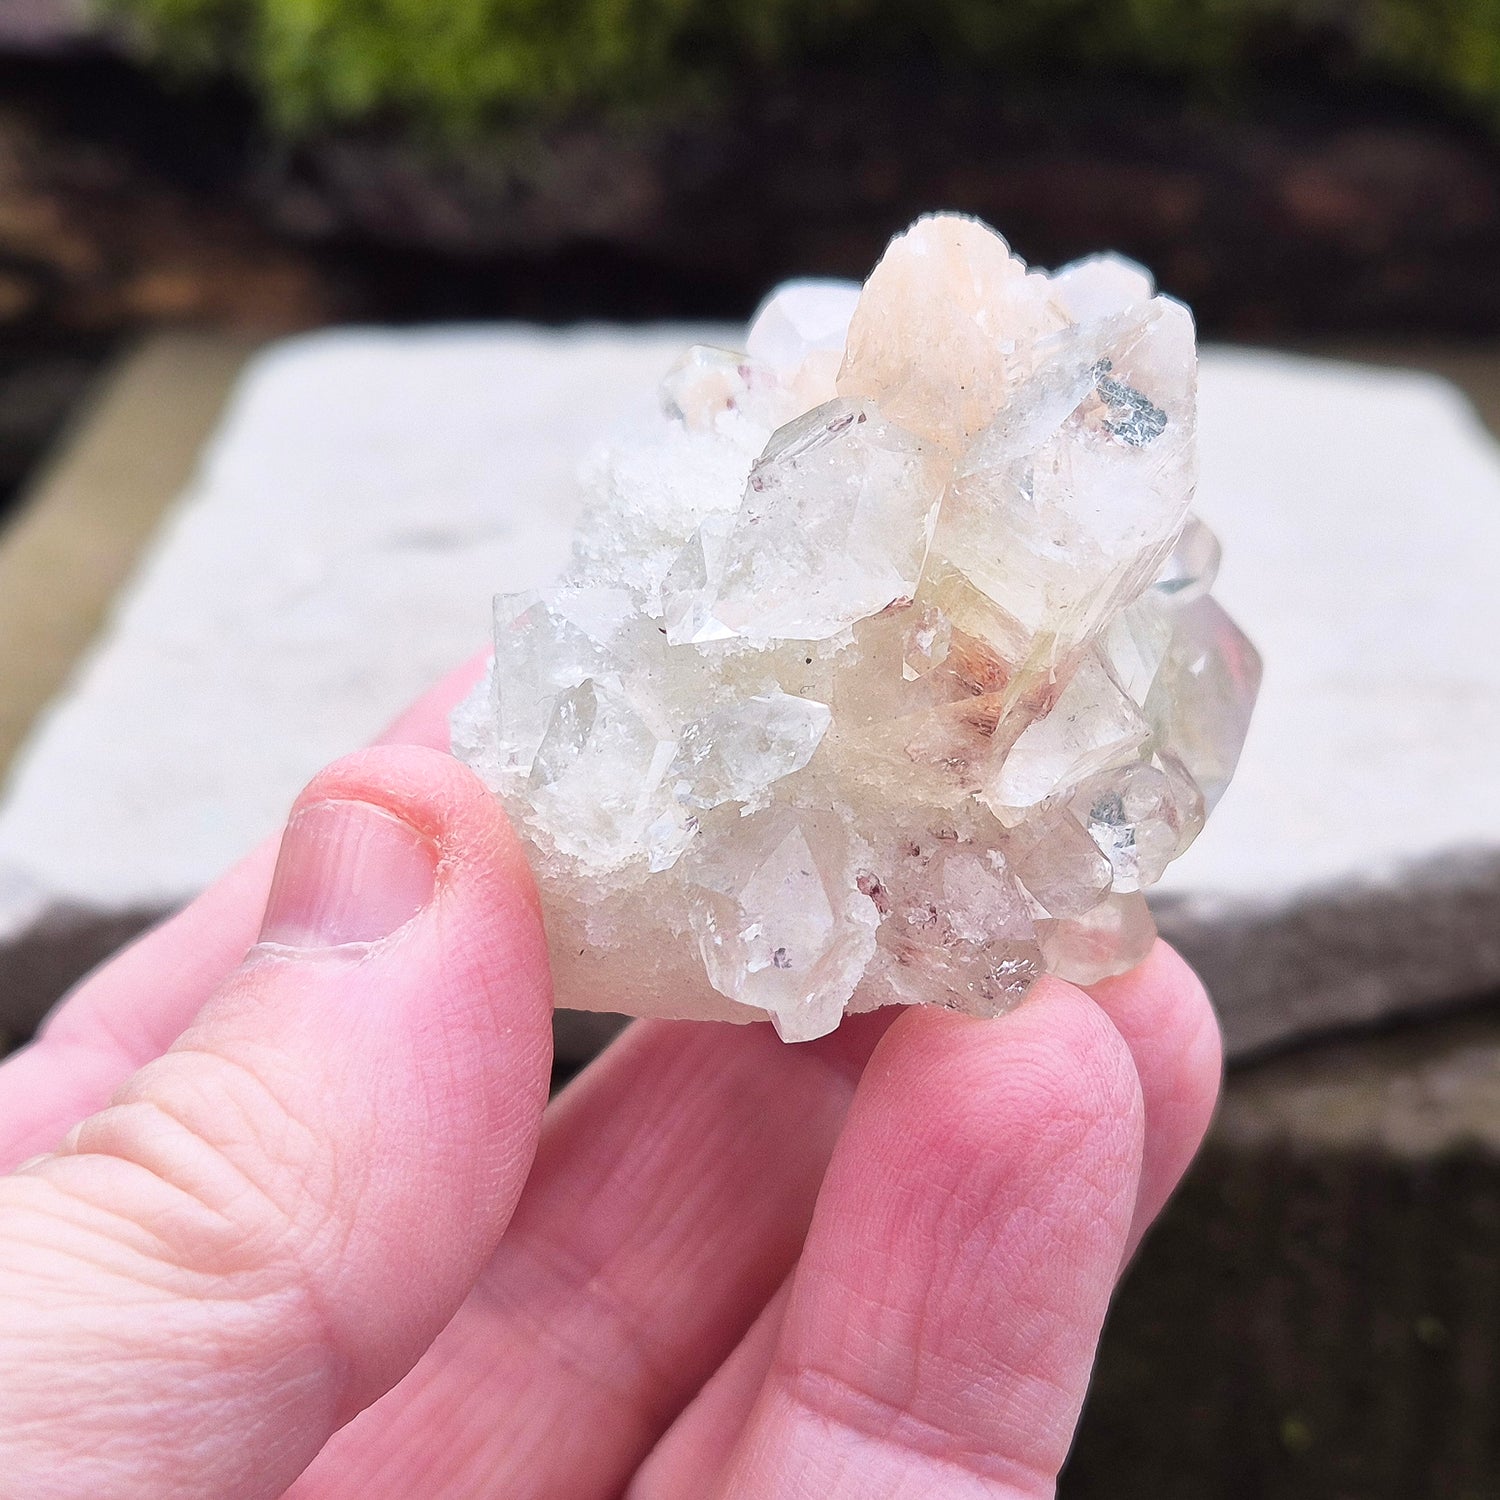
left=452, top=214, right=1261, bottom=1041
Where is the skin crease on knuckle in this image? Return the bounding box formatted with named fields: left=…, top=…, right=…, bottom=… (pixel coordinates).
left=0, top=1037, right=342, bottom=1368
left=0, top=1132, right=341, bottom=1491
left=73, top=1041, right=332, bottom=1279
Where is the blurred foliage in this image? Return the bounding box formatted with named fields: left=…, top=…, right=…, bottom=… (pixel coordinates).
left=100, top=0, right=1500, bottom=135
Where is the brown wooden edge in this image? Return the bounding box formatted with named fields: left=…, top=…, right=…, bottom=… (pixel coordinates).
left=0, top=330, right=261, bottom=781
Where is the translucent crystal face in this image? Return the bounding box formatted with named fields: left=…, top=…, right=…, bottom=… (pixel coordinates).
left=452, top=212, right=1261, bottom=1041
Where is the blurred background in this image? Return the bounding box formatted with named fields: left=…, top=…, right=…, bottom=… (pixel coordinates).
left=6, top=0, right=1500, bottom=501
left=3, top=3, right=1500, bottom=1496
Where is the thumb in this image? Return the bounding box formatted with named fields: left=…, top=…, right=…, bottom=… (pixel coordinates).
left=0, top=746, right=553, bottom=1500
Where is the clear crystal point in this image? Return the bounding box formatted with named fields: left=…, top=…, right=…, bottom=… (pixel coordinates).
left=1040, top=891, right=1157, bottom=986
left=528, top=679, right=679, bottom=870
left=1152, top=515, right=1222, bottom=603
left=492, top=585, right=650, bottom=774
left=868, top=840, right=1043, bottom=1017
left=671, top=692, right=832, bottom=813
left=985, top=651, right=1151, bottom=814
left=919, top=292, right=1197, bottom=674
left=692, top=398, right=947, bottom=643
left=660, top=345, right=798, bottom=434
left=1073, top=760, right=1185, bottom=892
left=688, top=811, right=878, bottom=1042
left=1145, top=596, right=1262, bottom=811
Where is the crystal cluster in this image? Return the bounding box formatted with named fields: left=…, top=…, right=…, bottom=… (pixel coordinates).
left=452, top=214, right=1261, bottom=1041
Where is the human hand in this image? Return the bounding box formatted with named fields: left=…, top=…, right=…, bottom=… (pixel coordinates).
left=0, top=657, right=1221, bottom=1499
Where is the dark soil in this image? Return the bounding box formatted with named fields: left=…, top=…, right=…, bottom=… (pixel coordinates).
left=1067, top=1138, right=1500, bottom=1498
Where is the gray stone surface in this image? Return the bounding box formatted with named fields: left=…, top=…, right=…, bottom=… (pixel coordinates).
left=1156, top=350, right=1500, bottom=1054
left=0, top=329, right=1496, bottom=1054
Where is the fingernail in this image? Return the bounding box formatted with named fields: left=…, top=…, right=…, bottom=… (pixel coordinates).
left=259, top=799, right=438, bottom=950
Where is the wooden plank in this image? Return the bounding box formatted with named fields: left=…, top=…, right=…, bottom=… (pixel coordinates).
left=0, top=330, right=258, bottom=780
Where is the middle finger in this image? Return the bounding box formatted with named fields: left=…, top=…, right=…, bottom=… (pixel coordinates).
left=287, top=1011, right=892, bottom=1499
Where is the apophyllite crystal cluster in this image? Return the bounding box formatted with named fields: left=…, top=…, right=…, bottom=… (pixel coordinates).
left=452, top=213, right=1261, bottom=1041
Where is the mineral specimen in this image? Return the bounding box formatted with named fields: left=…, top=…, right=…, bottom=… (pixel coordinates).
left=452, top=213, right=1261, bottom=1041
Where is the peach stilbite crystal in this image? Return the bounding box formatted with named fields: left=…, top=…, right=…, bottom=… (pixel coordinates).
left=453, top=213, right=1260, bottom=1041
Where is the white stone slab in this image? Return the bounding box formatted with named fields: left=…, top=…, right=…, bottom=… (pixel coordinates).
left=0, top=325, right=728, bottom=1033
left=1, top=330, right=1497, bottom=1057
left=1155, top=349, right=1500, bottom=1054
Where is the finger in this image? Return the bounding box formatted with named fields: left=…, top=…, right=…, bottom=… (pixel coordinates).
left=0, top=651, right=488, bottom=1168
left=1085, top=940, right=1221, bottom=1257
left=374, top=649, right=489, bottom=749
left=288, top=1011, right=897, bottom=1500
left=0, top=744, right=552, bottom=1500
left=709, top=982, right=1144, bottom=1500
left=0, top=844, right=279, bottom=1169
left=629, top=1276, right=793, bottom=1500
left=633, top=944, right=1214, bottom=1496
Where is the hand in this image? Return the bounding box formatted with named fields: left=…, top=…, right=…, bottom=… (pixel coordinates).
left=0, top=658, right=1221, bottom=1499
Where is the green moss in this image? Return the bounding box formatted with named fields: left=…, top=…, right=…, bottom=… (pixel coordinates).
left=101, top=0, right=1500, bottom=135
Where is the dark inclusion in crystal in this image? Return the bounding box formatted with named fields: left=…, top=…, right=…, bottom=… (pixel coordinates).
left=1094, top=358, right=1168, bottom=447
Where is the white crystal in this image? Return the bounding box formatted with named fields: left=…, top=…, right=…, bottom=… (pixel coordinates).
left=1050, top=253, right=1156, bottom=322
left=838, top=215, right=1067, bottom=451
left=748, top=280, right=861, bottom=367
left=984, top=651, right=1150, bottom=814
left=1039, top=891, right=1157, bottom=986
left=746, top=279, right=861, bottom=411
left=681, top=398, right=947, bottom=643
left=687, top=811, right=878, bottom=1042
left=455, top=212, right=1259, bottom=1040
left=1145, top=596, right=1262, bottom=811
